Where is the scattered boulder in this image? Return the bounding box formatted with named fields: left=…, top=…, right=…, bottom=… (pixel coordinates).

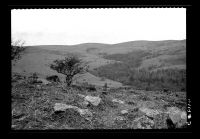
left=84, top=96, right=101, bottom=106
left=166, top=107, right=187, bottom=127
left=112, top=98, right=125, bottom=104
left=53, top=103, right=93, bottom=121
left=121, top=110, right=129, bottom=115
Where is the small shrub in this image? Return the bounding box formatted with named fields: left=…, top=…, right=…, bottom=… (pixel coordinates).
left=81, top=82, right=96, bottom=91
left=46, top=75, right=60, bottom=83
left=103, top=83, right=108, bottom=91
left=87, top=84, right=96, bottom=91
left=28, top=73, right=39, bottom=83
left=127, top=101, right=135, bottom=105
left=138, top=95, right=150, bottom=101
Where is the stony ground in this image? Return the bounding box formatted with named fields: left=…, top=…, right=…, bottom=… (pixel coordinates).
left=11, top=73, right=187, bottom=130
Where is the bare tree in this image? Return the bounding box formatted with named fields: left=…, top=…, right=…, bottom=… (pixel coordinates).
left=11, top=38, right=25, bottom=61
left=50, top=56, right=89, bottom=86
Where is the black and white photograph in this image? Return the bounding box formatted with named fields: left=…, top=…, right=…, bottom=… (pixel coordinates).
left=11, top=8, right=187, bottom=130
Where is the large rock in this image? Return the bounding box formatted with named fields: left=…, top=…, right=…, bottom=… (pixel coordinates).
left=166, top=107, right=187, bottom=127
left=53, top=103, right=93, bottom=120
left=84, top=96, right=101, bottom=106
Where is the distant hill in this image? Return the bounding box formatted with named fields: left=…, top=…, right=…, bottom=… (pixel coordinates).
left=12, top=40, right=186, bottom=89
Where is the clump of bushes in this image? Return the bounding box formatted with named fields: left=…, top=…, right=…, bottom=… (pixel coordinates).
left=28, top=72, right=39, bottom=84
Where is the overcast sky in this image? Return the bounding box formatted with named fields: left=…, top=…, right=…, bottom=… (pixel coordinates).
left=11, top=8, right=186, bottom=46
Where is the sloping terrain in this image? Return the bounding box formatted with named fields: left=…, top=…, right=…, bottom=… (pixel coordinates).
left=11, top=73, right=187, bottom=130
left=12, top=40, right=186, bottom=88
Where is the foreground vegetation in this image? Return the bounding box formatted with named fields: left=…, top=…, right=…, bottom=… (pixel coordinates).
left=11, top=73, right=187, bottom=130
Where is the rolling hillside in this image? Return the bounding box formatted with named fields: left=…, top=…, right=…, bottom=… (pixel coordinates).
left=12, top=40, right=186, bottom=89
